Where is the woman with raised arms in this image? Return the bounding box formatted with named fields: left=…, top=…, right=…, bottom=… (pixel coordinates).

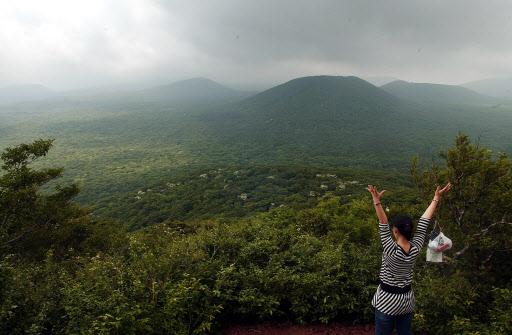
left=367, top=182, right=452, bottom=335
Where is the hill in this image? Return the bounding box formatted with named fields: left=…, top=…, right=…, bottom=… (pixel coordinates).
left=198, top=75, right=450, bottom=168
left=381, top=80, right=494, bottom=106
left=137, top=77, right=254, bottom=105
left=462, top=76, right=512, bottom=98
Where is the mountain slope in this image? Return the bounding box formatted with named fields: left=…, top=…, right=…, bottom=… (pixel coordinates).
left=381, top=80, right=494, bottom=106
left=198, top=76, right=448, bottom=168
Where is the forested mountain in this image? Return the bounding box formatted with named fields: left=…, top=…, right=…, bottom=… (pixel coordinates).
left=381, top=80, right=494, bottom=106
left=198, top=76, right=475, bottom=168
left=2, top=75, right=512, bottom=229
left=462, top=76, right=512, bottom=98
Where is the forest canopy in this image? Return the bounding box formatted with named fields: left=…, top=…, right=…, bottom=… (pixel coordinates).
left=0, top=134, right=511, bottom=334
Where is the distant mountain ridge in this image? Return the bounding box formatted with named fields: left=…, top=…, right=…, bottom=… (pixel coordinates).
left=462, top=77, right=512, bottom=98
left=137, top=77, right=254, bottom=104
left=4, top=76, right=506, bottom=107
left=3, top=74, right=512, bottom=199
left=0, top=78, right=255, bottom=107
left=381, top=80, right=494, bottom=106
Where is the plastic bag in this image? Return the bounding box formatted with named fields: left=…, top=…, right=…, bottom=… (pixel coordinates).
left=426, top=247, right=443, bottom=262
left=428, top=232, right=452, bottom=252
left=426, top=231, right=453, bottom=262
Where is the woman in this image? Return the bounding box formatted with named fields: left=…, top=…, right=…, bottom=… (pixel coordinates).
left=367, top=182, right=452, bottom=335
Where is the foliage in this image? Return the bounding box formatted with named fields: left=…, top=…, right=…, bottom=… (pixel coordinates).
left=2, top=77, right=512, bottom=229
left=1, top=135, right=511, bottom=334
left=411, top=133, right=512, bottom=334
left=412, top=133, right=512, bottom=285
left=100, top=165, right=412, bottom=230
left=488, top=288, right=512, bottom=334
left=0, top=138, right=85, bottom=260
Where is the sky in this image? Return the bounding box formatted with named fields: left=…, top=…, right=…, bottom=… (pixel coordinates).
left=1, top=0, right=511, bottom=91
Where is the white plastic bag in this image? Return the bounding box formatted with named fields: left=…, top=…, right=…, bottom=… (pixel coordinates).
left=426, top=248, right=443, bottom=262
left=428, top=232, right=452, bottom=252
left=427, top=232, right=452, bottom=263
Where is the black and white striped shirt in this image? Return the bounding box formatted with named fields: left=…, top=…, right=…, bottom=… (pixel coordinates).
left=371, top=217, right=432, bottom=315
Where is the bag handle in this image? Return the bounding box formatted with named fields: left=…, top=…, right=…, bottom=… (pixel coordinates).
left=434, top=191, right=444, bottom=231
left=429, top=200, right=443, bottom=241
left=434, top=218, right=443, bottom=232
left=429, top=220, right=441, bottom=241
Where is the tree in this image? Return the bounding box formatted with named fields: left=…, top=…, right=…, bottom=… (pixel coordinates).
left=412, top=133, right=512, bottom=284
left=0, top=138, right=85, bottom=259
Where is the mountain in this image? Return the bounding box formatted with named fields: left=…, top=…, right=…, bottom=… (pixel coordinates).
left=137, top=77, right=254, bottom=105
left=198, top=75, right=452, bottom=168
left=462, top=77, right=512, bottom=98
left=3, top=74, right=512, bottom=217
left=0, top=84, right=55, bottom=105
left=381, top=80, right=494, bottom=106
left=234, top=75, right=400, bottom=114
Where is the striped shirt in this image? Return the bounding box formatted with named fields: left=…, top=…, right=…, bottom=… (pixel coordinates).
left=371, top=217, right=432, bottom=315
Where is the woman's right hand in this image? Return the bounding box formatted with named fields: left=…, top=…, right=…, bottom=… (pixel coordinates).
left=367, top=185, right=386, bottom=203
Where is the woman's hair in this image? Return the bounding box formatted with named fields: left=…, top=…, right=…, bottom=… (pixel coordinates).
left=390, top=214, right=413, bottom=240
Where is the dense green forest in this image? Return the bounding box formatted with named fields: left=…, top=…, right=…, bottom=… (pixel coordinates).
left=1, top=76, right=512, bottom=333
left=92, top=165, right=415, bottom=230
left=2, top=76, right=512, bottom=229
left=1, top=135, right=511, bottom=334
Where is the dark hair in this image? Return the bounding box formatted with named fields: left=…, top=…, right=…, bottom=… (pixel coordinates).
left=390, top=214, right=413, bottom=240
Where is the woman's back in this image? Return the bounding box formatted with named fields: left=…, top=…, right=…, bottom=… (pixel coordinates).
left=372, top=217, right=431, bottom=315
left=367, top=183, right=451, bottom=334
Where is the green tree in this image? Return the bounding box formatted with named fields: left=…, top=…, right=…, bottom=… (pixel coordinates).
left=0, top=139, right=126, bottom=333
left=0, top=138, right=86, bottom=259
left=412, top=134, right=512, bottom=333
left=412, top=134, right=512, bottom=282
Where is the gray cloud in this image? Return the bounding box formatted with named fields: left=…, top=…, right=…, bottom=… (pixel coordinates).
left=1, top=0, right=511, bottom=90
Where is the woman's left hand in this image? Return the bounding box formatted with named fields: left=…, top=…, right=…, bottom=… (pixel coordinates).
left=367, top=185, right=386, bottom=202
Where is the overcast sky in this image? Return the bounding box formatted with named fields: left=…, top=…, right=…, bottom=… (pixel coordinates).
left=1, top=0, right=511, bottom=90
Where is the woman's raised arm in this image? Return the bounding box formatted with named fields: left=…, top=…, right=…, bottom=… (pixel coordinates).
left=411, top=182, right=452, bottom=249
left=367, top=185, right=388, bottom=224
left=367, top=185, right=394, bottom=253
left=421, top=182, right=452, bottom=219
